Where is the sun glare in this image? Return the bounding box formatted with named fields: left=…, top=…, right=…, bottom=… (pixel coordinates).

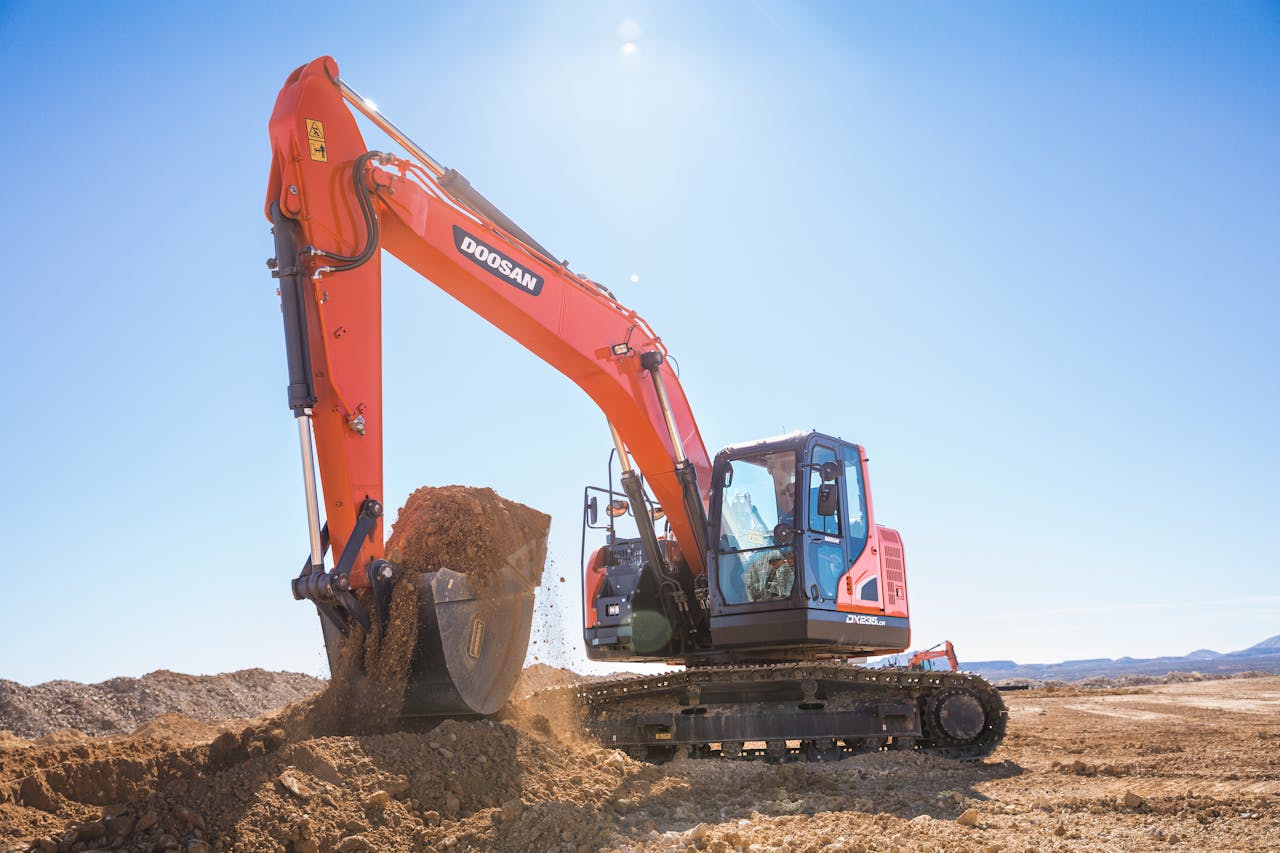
left=617, top=18, right=642, bottom=60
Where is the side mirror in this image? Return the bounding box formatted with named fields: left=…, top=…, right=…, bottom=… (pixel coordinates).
left=607, top=499, right=630, bottom=518
left=587, top=495, right=598, bottom=526
left=773, top=523, right=795, bottom=546
left=817, top=482, right=839, bottom=517
left=820, top=461, right=840, bottom=482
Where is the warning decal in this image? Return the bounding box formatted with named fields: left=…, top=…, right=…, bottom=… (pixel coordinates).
left=305, top=118, right=327, bottom=162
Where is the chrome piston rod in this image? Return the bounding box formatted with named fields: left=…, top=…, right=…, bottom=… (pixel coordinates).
left=297, top=410, right=325, bottom=572
left=334, top=76, right=445, bottom=175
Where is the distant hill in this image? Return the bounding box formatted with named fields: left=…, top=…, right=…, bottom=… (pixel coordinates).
left=1229, top=635, right=1280, bottom=656
left=958, top=635, right=1280, bottom=682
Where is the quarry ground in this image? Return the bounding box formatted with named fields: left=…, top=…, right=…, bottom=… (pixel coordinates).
left=2, top=670, right=1277, bottom=852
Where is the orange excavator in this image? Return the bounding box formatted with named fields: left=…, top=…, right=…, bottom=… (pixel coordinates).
left=909, top=641, right=961, bottom=672
left=265, top=57, right=1005, bottom=760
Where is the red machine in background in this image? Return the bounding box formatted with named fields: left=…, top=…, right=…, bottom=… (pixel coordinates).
left=909, top=641, right=961, bottom=672
left=265, top=57, right=1006, bottom=760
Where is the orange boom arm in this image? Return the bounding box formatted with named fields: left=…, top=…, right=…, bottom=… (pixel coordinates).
left=266, top=56, right=711, bottom=590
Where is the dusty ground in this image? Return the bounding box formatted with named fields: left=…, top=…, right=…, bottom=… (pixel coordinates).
left=2, top=671, right=1277, bottom=852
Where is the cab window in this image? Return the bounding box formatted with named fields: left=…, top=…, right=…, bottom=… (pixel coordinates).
left=844, top=453, right=869, bottom=560
left=808, top=445, right=840, bottom=536
left=716, top=450, right=798, bottom=605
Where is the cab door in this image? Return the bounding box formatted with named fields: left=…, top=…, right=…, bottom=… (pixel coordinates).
left=802, top=442, right=844, bottom=609
left=836, top=444, right=882, bottom=613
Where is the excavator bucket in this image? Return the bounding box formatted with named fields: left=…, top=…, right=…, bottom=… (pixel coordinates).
left=320, top=486, right=548, bottom=720
left=400, top=564, right=538, bottom=716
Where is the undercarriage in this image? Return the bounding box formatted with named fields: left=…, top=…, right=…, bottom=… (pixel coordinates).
left=571, top=662, right=1007, bottom=762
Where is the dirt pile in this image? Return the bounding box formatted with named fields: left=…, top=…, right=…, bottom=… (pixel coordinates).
left=0, top=699, right=621, bottom=852
left=3, top=674, right=1279, bottom=852
left=0, top=670, right=324, bottom=740
left=384, top=486, right=550, bottom=588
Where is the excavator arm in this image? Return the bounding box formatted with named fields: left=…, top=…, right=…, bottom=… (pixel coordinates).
left=908, top=641, right=960, bottom=672
left=266, top=56, right=712, bottom=602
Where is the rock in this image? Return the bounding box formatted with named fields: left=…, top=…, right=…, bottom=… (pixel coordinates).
left=293, top=841, right=319, bottom=853
left=1122, top=791, right=1145, bottom=808
left=500, top=798, right=523, bottom=823
left=278, top=771, right=312, bottom=800
left=707, top=841, right=729, bottom=853
left=363, top=789, right=391, bottom=808
left=173, top=805, right=205, bottom=831
left=17, top=777, right=58, bottom=812
left=422, top=810, right=442, bottom=826
left=956, top=808, right=980, bottom=827
left=444, top=792, right=461, bottom=818
left=155, top=834, right=180, bottom=851
left=135, top=813, right=159, bottom=833
left=33, top=839, right=56, bottom=853
left=100, top=804, right=129, bottom=820
left=689, top=823, right=709, bottom=843
left=105, top=814, right=136, bottom=837
left=73, top=822, right=106, bottom=842
left=1053, top=823, right=1067, bottom=837
left=336, top=836, right=372, bottom=853
left=982, top=845, right=1003, bottom=853
left=186, top=841, right=212, bottom=853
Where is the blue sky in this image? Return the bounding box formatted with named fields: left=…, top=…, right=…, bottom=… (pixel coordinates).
left=0, top=1, right=1276, bottom=684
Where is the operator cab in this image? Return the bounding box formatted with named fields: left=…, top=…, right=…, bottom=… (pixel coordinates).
left=706, top=431, right=909, bottom=659
left=582, top=430, right=910, bottom=665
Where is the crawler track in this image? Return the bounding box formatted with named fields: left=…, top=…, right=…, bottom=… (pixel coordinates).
left=568, top=663, right=1007, bottom=763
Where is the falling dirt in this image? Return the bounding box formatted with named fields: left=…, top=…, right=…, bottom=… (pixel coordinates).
left=2, top=673, right=1278, bottom=852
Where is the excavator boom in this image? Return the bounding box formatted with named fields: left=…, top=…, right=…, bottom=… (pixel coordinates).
left=267, top=57, right=711, bottom=590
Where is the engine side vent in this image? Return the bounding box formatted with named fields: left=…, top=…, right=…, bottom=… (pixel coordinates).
left=877, top=526, right=907, bottom=608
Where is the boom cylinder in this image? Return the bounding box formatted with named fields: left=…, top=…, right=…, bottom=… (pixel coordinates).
left=639, top=352, right=709, bottom=566
left=271, top=202, right=324, bottom=574
left=607, top=421, right=668, bottom=576
left=271, top=203, right=316, bottom=415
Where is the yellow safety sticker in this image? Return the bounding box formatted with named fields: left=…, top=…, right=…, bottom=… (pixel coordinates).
left=654, top=732, right=672, bottom=740
left=306, top=118, right=327, bottom=162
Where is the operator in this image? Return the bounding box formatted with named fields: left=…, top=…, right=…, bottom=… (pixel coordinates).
left=744, top=548, right=795, bottom=601
left=777, top=480, right=796, bottom=528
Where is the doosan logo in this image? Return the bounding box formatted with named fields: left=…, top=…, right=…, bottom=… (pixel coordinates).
left=452, top=226, right=543, bottom=295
